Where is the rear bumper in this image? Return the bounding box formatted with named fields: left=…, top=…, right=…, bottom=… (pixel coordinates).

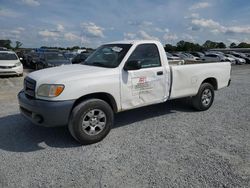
left=18, top=91, right=75, bottom=127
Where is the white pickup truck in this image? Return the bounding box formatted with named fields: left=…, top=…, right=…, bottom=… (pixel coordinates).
left=18, top=40, right=231, bottom=144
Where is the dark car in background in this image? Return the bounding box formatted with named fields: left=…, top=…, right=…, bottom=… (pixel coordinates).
left=35, top=52, right=71, bottom=70
left=71, top=52, right=91, bottom=64
left=26, top=51, right=40, bottom=69
left=63, top=52, right=76, bottom=62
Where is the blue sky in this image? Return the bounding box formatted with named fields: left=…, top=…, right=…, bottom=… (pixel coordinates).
left=1, top=0, right=250, bottom=48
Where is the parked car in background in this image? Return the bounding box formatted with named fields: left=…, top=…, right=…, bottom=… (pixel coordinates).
left=35, top=52, right=71, bottom=70
left=202, top=53, right=228, bottom=62
left=165, top=52, right=181, bottom=60
left=63, top=52, right=76, bottom=62
left=190, top=52, right=205, bottom=58
left=225, top=54, right=246, bottom=65
left=26, top=51, right=40, bottom=69
left=174, top=52, right=200, bottom=61
left=71, top=52, right=91, bottom=64
left=0, top=47, right=8, bottom=51
left=230, top=52, right=250, bottom=64
left=0, top=51, right=23, bottom=76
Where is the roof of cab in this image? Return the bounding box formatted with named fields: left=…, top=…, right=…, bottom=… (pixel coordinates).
left=107, top=40, right=160, bottom=45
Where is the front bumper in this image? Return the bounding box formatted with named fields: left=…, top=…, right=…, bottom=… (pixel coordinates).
left=0, top=65, right=23, bottom=75
left=18, top=91, right=75, bottom=127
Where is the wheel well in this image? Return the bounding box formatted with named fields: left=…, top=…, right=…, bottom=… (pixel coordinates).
left=202, top=78, right=218, bottom=90
left=72, top=92, right=118, bottom=113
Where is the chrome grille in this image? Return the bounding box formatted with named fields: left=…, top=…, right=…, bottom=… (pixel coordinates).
left=0, top=65, right=15, bottom=69
left=24, top=77, right=36, bottom=98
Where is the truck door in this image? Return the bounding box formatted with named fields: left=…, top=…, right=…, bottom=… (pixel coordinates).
left=121, top=43, right=167, bottom=110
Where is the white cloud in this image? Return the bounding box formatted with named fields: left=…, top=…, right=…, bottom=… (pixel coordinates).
left=57, top=24, right=64, bottom=32
left=64, top=32, right=80, bottom=41
left=181, top=34, right=196, bottom=42
left=191, top=17, right=250, bottom=34
left=0, top=8, right=20, bottom=18
left=138, top=30, right=159, bottom=41
left=124, top=32, right=136, bottom=40
left=128, top=20, right=153, bottom=27
left=38, top=30, right=59, bottom=37
left=10, top=27, right=25, bottom=34
left=17, top=27, right=25, bottom=31
left=189, top=2, right=211, bottom=10
left=81, top=22, right=104, bottom=38
left=185, top=13, right=200, bottom=19
left=163, top=33, right=178, bottom=41
left=227, top=39, right=240, bottom=44
left=22, top=0, right=40, bottom=7
left=141, top=21, right=153, bottom=27
left=192, top=18, right=222, bottom=29
left=11, top=30, right=21, bottom=34
left=155, top=28, right=169, bottom=33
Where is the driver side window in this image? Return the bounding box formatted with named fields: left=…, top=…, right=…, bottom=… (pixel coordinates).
left=127, top=44, right=161, bottom=68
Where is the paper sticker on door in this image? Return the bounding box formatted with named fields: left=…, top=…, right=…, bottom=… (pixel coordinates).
left=132, top=76, right=153, bottom=95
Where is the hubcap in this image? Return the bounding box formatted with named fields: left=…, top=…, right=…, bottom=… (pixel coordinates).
left=201, top=89, right=212, bottom=106
left=81, top=109, right=107, bottom=136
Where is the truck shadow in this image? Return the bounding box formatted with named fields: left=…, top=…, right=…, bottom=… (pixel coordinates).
left=114, top=98, right=193, bottom=128
left=0, top=99, right=194, bottom=152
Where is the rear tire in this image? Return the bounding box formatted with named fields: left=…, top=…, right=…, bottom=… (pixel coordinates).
left=192, top=83, right=214, bottom=111
left=68, top=99, right=114, bottom=144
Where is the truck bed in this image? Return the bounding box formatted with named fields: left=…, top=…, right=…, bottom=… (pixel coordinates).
left=169, top=62, right=231, bottom=99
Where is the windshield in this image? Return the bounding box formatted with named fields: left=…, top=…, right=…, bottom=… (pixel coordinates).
left=0, top=53, right=18, bottom=60
left=83, top=44, right=132, bottom=68
left=45, top=53, right=67, bottom=61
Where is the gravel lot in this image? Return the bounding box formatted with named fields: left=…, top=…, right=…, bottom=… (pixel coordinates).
left=0, top=65, right=250, bottom=187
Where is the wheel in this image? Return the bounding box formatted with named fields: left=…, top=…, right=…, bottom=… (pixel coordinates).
left=68, top=99, right=114, bottom=144
left=192, top=83, right=214, bottom=111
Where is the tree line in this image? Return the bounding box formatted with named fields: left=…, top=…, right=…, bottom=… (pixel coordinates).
left=1, top=39, right=250, bottom=52
left=164, top=40, right=250, bottom=52
left=0, top=39, right=22, bottom=50
left=0, top=39, right=93, bottom=51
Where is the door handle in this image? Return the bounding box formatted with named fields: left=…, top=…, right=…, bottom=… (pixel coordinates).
left=157, top=71, right=163, bottom=76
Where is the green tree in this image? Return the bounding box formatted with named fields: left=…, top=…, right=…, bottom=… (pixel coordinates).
left=0, top=39, right=12, bottom=49
left=216, top=42, right=226, bottom=48
left=203, top=40, right=217, bottom=49
left=15, top=41, right=23, bottom=49
left=164, top=44, right=176, bottom=52
left=230, top=43, right=237, bottom=48
left=237, top=42, right=250, bottom=48
left=176, top=40, right=203, bottom=52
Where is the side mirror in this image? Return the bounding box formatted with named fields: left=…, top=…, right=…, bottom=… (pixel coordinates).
left=124, top=60, right=141, bottom=71
left=19, top=57, right=23, bottom=61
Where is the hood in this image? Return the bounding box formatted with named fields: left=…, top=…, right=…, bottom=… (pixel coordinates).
left=28, top=64, right=115, bottom=84
left=226, top=57, right=235, bottom=61
left=0, top=59, right=19, bottom=66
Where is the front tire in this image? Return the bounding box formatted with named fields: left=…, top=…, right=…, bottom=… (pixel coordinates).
left=68, top=99, right=114, bottom=144
left=192, top=83, right=214, bottom=111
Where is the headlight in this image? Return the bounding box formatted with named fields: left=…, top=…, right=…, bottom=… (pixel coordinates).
left=37, top=84, right=64, bottom=97
left=15, top=62, right=22, bottom=67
